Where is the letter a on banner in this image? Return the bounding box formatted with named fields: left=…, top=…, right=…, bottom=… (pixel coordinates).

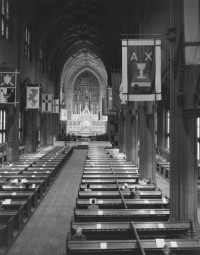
left=121, top=39, right=161, bottom=102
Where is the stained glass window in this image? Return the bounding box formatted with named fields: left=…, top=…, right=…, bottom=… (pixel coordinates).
left=0, top=0, right=12, bottom=41
left=73, top=71, right=100, bottom=114
left=0, top=110, right=6, bottom=143
left=24, top=26, right=32, bottom=61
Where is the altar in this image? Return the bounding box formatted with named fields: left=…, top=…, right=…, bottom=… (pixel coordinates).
left=66, top=105, right=106, bottom=136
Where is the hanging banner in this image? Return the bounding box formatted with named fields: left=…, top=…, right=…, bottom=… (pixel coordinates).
left=121, top=39, right=161, bottom=102
left=107, top=87, right=116, bottom=115
left=107, top=87, right=112, bottom=110
left=102, top=95, right=107, bottom=115
left=26, top=85, right=40, bottom=109
left=52, top=99, right=60, bottom=113
left=42, top=93, right=53, bottom=113
left=111, top=72, right=122, bottom=110
left=0, top=69, right=18, bottom=104
left=184, top=0, right=200, bottom=65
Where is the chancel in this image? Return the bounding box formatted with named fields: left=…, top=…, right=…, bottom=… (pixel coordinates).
left=0, top=0, right=200, bottom=255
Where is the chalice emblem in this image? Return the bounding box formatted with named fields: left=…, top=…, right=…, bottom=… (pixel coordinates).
left=137, top=63, right=146, bottom=79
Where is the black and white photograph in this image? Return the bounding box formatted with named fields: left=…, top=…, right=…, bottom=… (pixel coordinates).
left=0, top=0, right=200, bottom=254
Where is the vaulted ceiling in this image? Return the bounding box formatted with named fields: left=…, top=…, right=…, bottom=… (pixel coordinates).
left=20, top=0, right=153, bottom=83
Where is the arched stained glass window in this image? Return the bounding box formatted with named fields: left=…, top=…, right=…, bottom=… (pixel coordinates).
left=73, top=71, right=100, bottom=114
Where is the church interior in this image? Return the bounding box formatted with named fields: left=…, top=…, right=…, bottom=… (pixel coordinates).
left=1, top=0, right=200, bottom=254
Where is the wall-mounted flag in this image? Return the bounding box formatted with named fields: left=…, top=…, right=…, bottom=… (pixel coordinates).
left=53, top=99, right=60, bottom=113
left=0, top=69, right=18, bottom=104
left=26, top=85, right=40, bottom=109
left=111, top=72, right=122, bottom=109
left=121, top=38, right=161, bottom=102
left=42, top=93, right=53, bottom=113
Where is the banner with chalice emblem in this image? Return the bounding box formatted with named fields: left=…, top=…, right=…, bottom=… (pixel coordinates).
left=120, top=39, right=161, bottom=102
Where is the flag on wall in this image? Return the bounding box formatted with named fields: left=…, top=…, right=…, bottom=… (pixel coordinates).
left=121, top=39, right=161, bottom=102
left=111, top=72, right=122, bottom=109
left=0, top=69, right=18, bottom=104
left=42, top=93, right=53, bottom=113
left=26, top=85, right=40, bottom=109
left=184, top=0, right=200, bottom=65
left=52, top=99, right=60, bottom=113
left=107, top=88, right=112, bottom=110
left=102, top=95, right=108, bottom=115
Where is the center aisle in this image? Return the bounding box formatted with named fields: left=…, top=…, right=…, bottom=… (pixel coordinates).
left=7, top=149, right=88, bottom=255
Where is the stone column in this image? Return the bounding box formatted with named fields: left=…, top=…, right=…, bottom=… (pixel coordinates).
left=122, top=108, right=127, bottom=154
left=119, top=110, right=124, bottom=153
left=6, top=105, right=19, bottom=162
left=170, top=66, right=200, bottom=234
left=139, top=102, right=156, bottom=183
left=24, top=111, right=37, bottom=153
left=47, top=114, right=53, bottom=146
left=126, top=104, right=132, bottom=161
left=40, top=114, right=47, bottom=147
left=157, top=103, right=165, bottom=151
left=130, top=107, right=139, bottom=166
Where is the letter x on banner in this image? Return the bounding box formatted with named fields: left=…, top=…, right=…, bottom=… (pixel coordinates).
left=120, top=39, right=161, bottom=102
left=42, top=93, right=53, bottom=113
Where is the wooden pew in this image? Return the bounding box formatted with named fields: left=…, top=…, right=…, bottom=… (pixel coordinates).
left=83, top=170, right=138, bottom=174
left=67, top=239, right=200, bottom=255
left=0, top=198, right=31, bottom=218
left=81, top=179, right=139, bottom=184
left=0, top=209, right=23, bottom=230
left=79, top=184, right=155, bottom=191
left=0, top=191, right=36, bottom=207
left=22, top=170, right=54, bottom=182
left=0, top=217, right=14, bottom=247
left=0, top=174, right=50, bottom=187
left=71, top=221, right=191, bottom=239
left=82, top=174, right=139, bottom=180
left=76, top=198, right=169, bottom=209
left=74, top=208, right=170, bottom=222
left=78, top=190, right=162, bottom=199
left=1, top=183, right=41, bottom=201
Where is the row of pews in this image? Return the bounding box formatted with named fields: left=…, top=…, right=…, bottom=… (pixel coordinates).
left=67, top=146, right=200, bottom=255
left=0, top=145, right=73, bottom=254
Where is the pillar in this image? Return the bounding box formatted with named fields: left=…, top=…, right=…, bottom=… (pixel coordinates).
left=130, top=108, right=139, bottom=166
left=170, top=66, right=200, bottom=234
left=122, top=108, right=127, bottom=154
left=119, top=110, right=124, bottom=153
left=24, top=111, right=37, bottom=153
left=6, top=105, right=19, bottom=162
left=157, top=103, right=165, bottom=151
left=139, top=102, right=156, bottom=183
left=126, top=104, right=132, bottom=161
left=40, top=114, right=47, bottom=147
left=47, top=114, right=53, bottom=146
